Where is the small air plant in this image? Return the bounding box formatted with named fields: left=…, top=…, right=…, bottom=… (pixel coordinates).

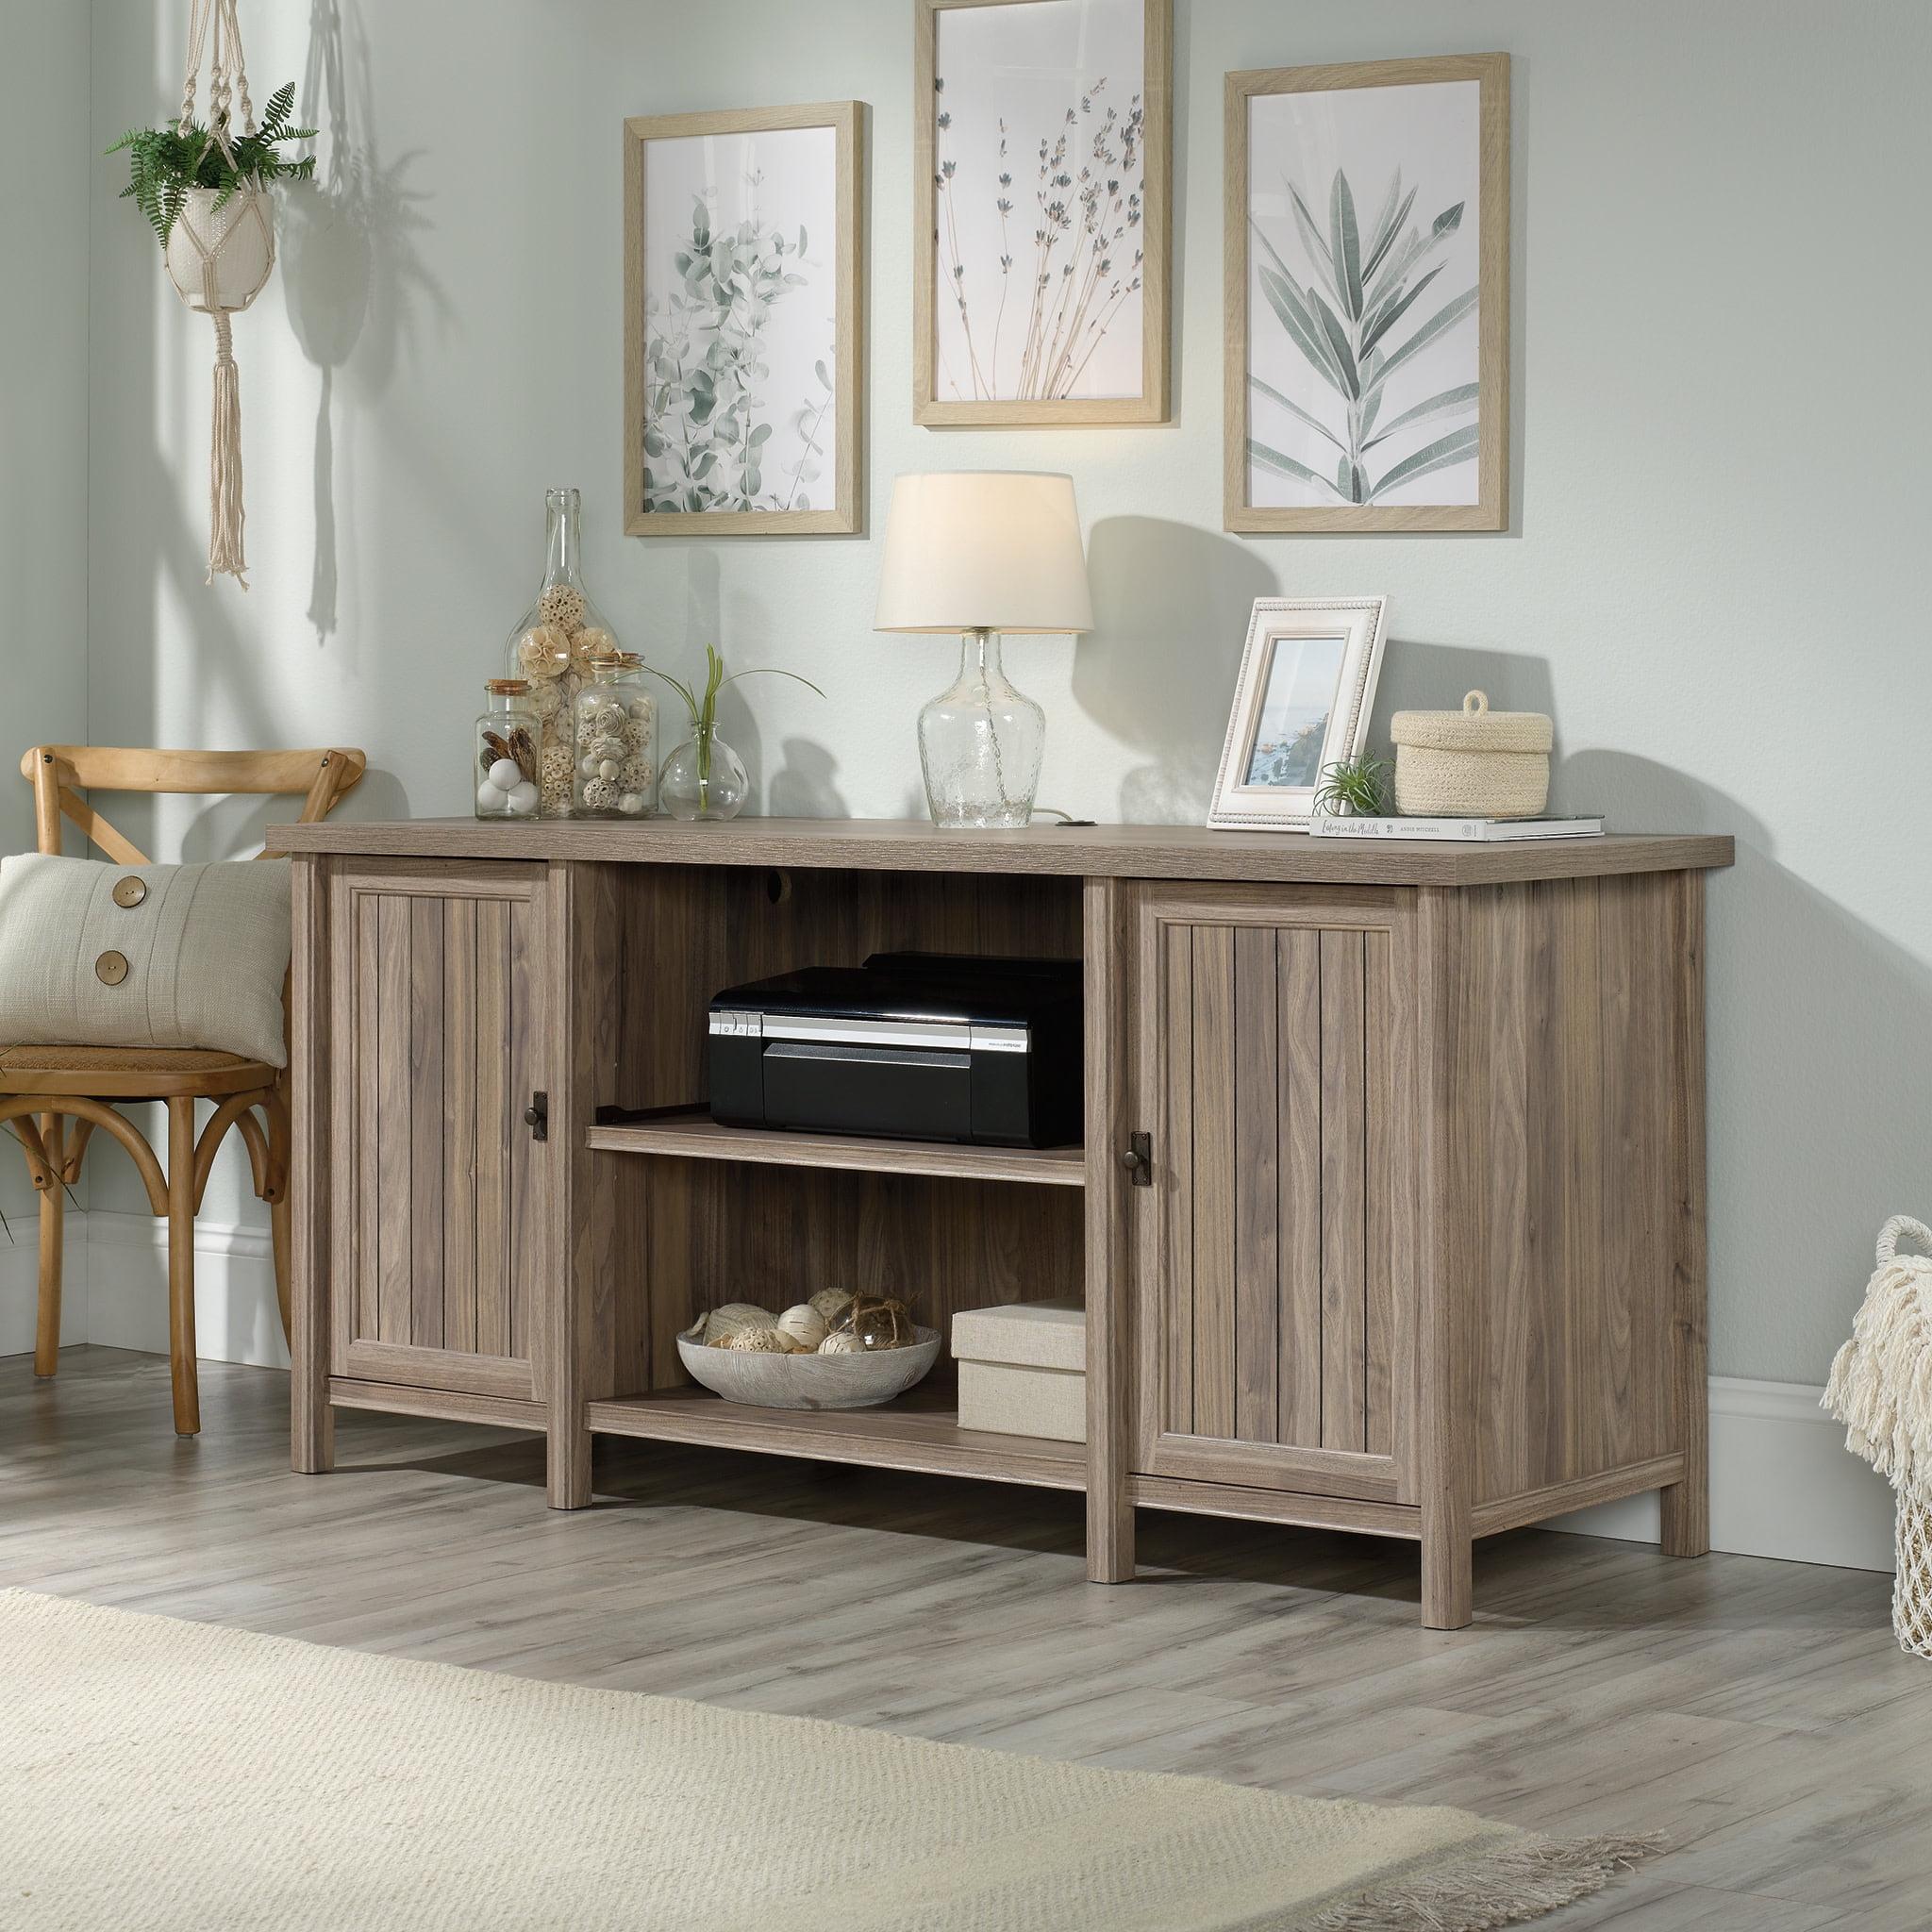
left=643, top=644, right=824, bottom=817
left=1312, top=750, right=1392, bottom=820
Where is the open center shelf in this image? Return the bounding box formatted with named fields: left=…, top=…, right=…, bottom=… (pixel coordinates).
left=587, top=1109, right=1087, bottom=1188
left=586, top=1380, right=1088, bottom=1492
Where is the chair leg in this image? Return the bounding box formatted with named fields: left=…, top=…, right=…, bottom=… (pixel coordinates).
left=34, top=1113, right=64, bottom=1378
left=270, top=1191, right=291, bottom=1348
left=166, top=1096, right=201, bottom=1438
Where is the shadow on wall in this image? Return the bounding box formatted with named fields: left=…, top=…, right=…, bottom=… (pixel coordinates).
left=1073, top=516, right=1275, bottom=824
left=1367, top=639, right=1557, bottom=753
left=173, top=762, right=411, bottom=863
left=1566, top=758, right=1932, bottom=1378
left=281, top=0, right=448, bottom=643
left=768, top=739, right=847, bottom=818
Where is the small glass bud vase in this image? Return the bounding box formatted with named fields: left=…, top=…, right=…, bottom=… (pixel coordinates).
left=504, top=486, right=623, bottom=819
left=659, top=727, right=748, bottom=822
left=572, top=652, right=657, bottom=819
left=475, top=681, right=540, bottom=820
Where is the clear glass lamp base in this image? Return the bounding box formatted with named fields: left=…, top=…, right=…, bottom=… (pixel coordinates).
left=917, top=630, right=1045, bottom=830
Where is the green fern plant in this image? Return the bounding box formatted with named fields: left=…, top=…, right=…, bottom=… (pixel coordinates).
left=108, top=82, right=317, bottom=249
left=1312, top=750, right=1392, bottom=819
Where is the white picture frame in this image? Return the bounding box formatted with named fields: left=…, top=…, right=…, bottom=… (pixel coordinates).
left=1207, top=597, right=1389, bottom=831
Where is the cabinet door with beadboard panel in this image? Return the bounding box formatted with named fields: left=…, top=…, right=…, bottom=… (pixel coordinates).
left=1127, top=883, right=1416, bottom=1502
left=326, top=862, right=549, bottom=1399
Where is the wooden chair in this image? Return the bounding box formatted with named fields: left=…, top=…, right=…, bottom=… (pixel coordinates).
left=5, top=746, right=365, bottom=1435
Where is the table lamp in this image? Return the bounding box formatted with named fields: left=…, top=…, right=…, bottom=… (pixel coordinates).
left=874, top=472, right=1094, bottom=828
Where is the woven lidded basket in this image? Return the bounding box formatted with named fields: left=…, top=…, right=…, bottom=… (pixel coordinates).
left=1390, top=690, right=1552, bottom=819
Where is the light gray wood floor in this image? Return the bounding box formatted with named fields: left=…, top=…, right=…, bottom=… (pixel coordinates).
left=5, top=1346, right=1928, bottom=1928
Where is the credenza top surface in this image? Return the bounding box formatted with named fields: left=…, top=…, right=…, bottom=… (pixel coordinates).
left=268, top=815, right=1735, bottom=886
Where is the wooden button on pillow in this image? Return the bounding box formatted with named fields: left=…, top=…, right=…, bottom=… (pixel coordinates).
left=0, top=855, right=291, bottom=1067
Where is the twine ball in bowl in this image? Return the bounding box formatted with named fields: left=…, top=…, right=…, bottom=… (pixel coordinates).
left=1390, top=691, right=1552, bottom=820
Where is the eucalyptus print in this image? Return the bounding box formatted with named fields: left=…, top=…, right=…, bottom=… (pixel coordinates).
left=1249, top=164, right=1478, bottom=506
left=642, top=172, right=834, bottom=514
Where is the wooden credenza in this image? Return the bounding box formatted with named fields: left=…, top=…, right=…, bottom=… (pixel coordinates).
left=269, top=817, right=1733, bottom=1628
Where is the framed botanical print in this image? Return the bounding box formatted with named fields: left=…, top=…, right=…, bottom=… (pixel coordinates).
left=624, top=101, right=864, bottom=536
left=1224, top=56, right=1508, bottom=533
left=1208, top=597, right=1389, bottom=830
left=914, top=0, right=1170, bottom=425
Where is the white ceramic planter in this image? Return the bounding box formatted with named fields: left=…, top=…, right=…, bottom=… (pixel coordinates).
left=165, top=185, right=275, bottom=313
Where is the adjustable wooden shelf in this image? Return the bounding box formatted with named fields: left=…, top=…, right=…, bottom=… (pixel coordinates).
left=272, top=816, right=1732, bottom=1628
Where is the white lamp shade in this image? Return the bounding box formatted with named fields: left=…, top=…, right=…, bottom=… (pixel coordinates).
left=874, top=472, right=1094, bottom=635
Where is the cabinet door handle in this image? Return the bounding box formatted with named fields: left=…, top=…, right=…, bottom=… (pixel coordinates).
left=1120, top=1130, right=1152, bottom=1188
left=524, top=1091, right=549, bottom=1141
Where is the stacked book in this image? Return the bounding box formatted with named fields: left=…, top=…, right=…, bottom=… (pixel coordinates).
left=1309, top=814, right=1604, bottom=842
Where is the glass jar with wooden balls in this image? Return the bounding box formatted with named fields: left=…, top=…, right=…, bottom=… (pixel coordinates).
left=503, top=486, right=624, bottom=818
left=475, top=681, right=540, bottom=820
left=572, top=651, right=657, bottom=818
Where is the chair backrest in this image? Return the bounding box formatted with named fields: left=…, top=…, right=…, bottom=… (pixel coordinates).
left=19, top=746, right=367, bottom=864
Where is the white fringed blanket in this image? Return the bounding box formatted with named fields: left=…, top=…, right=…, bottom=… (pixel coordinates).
left=1824, top=1215, right=1932, bottom=1491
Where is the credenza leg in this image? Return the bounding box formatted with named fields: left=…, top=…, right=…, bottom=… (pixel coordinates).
left=546, top=1421, right=592, bottom=1509
left=1659, top=1455, right=1709, bottom=1557
left=1087, top=1490, right=1135, bottom=1583
left=292, top=1401, right=334, bottom=1475
left=1421, top=1521, right=1473, bottom=1630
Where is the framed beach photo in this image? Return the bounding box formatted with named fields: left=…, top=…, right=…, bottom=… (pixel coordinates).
left=1208, top=597, right=1389, bottom=831
left=1224, top=56, right=1508, bottom=533
left=624, top=102, right=864, bottom=536
left=914, top=0, right=1171, bottom=425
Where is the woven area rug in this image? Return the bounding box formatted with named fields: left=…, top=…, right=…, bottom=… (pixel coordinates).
left=0, top=1591, right=1652, bottom=1931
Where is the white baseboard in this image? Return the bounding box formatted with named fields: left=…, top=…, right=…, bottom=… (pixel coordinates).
left=1545, top=1374, right=1898, bottom=1574
left=75, top=1209, right=287, bottom=1370
left=8, top=1221, right=1902, bottom=1574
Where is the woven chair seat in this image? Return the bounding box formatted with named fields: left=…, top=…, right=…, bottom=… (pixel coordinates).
left=0, top=1043, right=275, bottom=1098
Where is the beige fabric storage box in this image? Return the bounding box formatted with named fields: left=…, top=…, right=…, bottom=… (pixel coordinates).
left=1389, top=690, right=1553, bottom=819
left=953, top=1298, right=1086, bottom=1443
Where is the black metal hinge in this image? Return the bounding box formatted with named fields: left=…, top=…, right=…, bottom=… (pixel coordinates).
left=1121, top=1130, right=1152, bottom=1188
left=525, top=1091, right=549, bottom=1141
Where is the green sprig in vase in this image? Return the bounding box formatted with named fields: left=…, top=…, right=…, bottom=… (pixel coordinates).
left=647, top=644, right=824, bottom=822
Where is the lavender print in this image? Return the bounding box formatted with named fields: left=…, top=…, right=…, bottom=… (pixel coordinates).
left=930, top=0, right=1148, bottom=403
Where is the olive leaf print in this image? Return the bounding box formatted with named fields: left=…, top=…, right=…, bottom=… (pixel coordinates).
left=1248, top=165, right=1478, bottom=506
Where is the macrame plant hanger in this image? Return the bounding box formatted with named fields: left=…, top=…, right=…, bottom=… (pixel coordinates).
left=170, top=0, right=276, bottom=587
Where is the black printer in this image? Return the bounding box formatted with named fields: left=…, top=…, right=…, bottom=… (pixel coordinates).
left=708, top=952, right=1082, bottom=1148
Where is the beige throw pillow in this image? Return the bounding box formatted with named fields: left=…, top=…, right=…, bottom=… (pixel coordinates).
left=0, top=854, right=292, bottom=1068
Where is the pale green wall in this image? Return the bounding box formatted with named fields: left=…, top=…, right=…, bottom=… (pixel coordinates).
left=0, top=3, right=90, bottom=1246
left=58, top=1, right=1932, bottom=1382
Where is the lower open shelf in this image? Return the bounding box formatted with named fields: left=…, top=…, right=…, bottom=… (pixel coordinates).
left=585, top=1380, right=1088, bottom=1493
left=587, top=1109, right=1087, bottom=1188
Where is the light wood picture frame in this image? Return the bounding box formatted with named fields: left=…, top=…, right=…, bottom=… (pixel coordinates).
left=914, top=0, right=1171, bottom=426
left=624, top=101, right=864, bottom=537
left=1207, top=597, right=1389, bottom=830
left=1224, top=56, right=1509, bottom=533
